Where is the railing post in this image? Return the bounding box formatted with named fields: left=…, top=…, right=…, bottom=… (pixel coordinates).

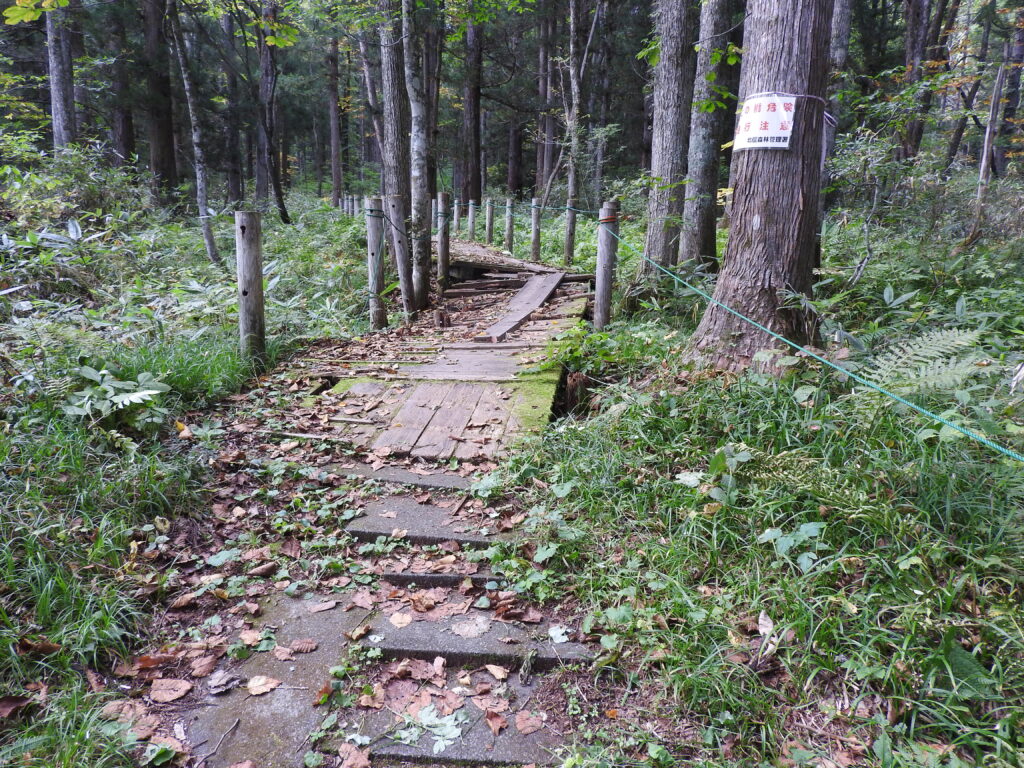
left=430, top=196, right=438, bottom=233
left=364, top=197, right=388, bottom=330
left=437, top=192, right=451, bottom=294
left=234, top=211, right=267, bottom=368
left=594, top=200, right=619, bottom=331
left=485, top=198, right=495, bottom=244
left=386, top=194, right=416, bottom=321
left=467, top=200, right=478, bottom=240
left=504, top=198, right=514, bottom=256
left=453, top=198, right=462, bottom=235
left=530, top=197, right=541, bottom=261
left=564, top=197, right=577, bottom=266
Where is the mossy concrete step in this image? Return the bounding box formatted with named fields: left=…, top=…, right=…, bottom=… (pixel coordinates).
left=346, top=496, right=509, bottom=548
left=362, top=612, right=592, bottom=672
left=331, top=462, right=476, bottom=490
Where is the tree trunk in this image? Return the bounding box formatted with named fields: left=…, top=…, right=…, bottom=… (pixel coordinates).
left=404, top=0, right=432, bottom=309
left=564, top=0, right=586, bottom=265
left=220, top=14, right=244, bottom=203
left=590, top=0, right=611, bottom=202
left=900, top=0, right=931, bottom=159
left=688, top=0, right=834, bottom=371
left=824, top=0, right=852, bottom=158
left=46, top=4, right=76, bottom=149
left=168, top=0, right=222, bottom=266
left=640, top=0, right=697, bottom=274
left=109, top=10, right=135, bottom=164
left=535, top=1, right=551, bottom=193
left=461, top=9, right=483, bottom=204
left=943, top=12, right=992, bottom=170
left=424, top=8, right=443, bottom=200
left=994, top=11, right=1024, bottom=176
left=507, top=121, right=523, bottom=193
left=327, top=38, right=343, bottom=208
left=256, top=1, right=290, bottom=222
left=142, top=0, right=177, bottom=190
left=679, top=0, right=739, bottom=266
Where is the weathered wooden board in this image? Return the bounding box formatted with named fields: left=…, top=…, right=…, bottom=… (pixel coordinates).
left=455, top=385, right=513, bottom=460
left=474, top=272, right=565, bottom=343
left=411, top=382, right=485, bottom=459
left=372, top=382, right=454, bottom=455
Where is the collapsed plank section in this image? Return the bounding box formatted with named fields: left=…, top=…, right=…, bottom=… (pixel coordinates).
left=474, top=272, right=565, bottom=343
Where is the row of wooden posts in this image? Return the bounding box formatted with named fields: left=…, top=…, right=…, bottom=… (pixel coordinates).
left=231, top=198, right=619, bottom=366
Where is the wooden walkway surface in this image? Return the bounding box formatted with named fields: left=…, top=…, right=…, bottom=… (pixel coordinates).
left=292, top=240, right=590, bottom=462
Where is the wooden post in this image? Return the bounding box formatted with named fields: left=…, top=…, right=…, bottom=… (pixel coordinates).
left=386, top=194, right=417, bottom=321
left=453, top=198, right=462, bottom=234
left=530, top=196, right=541, bottom=261
left=485, top=198, right=495, bottom=244
left=364, top=196, right=388, bottom=330
left=467, top=200, right=478, bottom=240
left=437, top=192, right=451, bottom=293
left=564, top=197, right=577, bottom=266
left=234, top=211, right=267, bottom=367
left=430, top=196, right=438, bottom=232
left=504, top=198, right=514, bottom=256
left=594, top=200, right=619, bottom=331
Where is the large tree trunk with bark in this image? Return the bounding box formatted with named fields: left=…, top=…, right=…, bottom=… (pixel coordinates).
left=640, top=0, right=697, bottom=274
left=168, top=0, right=222, bottom=266
left=256, top=2, right=290, bottom=222
left=108, top=10, right=135, bottom=165
left=142, top=0, right=177, bottom=190
left=220, top=15, right=244, bottom=204
left=994, top=11, right=1024, bottom=176
left=404, top=0, right=432, bottom=309
left=688, top=0, right=834, bottom=371
left=461, top=10, right=483, bottom=204
left=46, top=4, right=76, bottom=149
left=327, top=38, right=344, bottom=208
left=679, top=0, right=739, bottom=266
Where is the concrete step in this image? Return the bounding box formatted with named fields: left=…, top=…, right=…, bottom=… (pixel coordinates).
left=346, top=496, right=509, bottom=548
left=331, top=462, right=475, bottom=491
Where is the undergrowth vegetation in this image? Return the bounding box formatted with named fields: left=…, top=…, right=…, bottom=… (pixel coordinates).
left=1, top=146, right=369, bottom=765
left=481, top=175, right=1024, bottom=766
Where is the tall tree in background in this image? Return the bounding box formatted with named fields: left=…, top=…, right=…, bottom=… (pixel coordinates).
left=689, top=0, right=834, bottom=370
left=461, top=7, right=483, bottom=204
left=45, top=2, right=76, bottom=148
left=640, top=0, right=697, bottom=274
left=107, top=7, right=135, bottom=165
left=327, top=37, right=344, bottom=207
left=404, top=0, right=432, bottom=308
left=142, top=0, right=178, bottom=190
left=220, top=14, right=244, bottom=203
left=679, top=0, right=740, bottom=266
left=994, top=10, right=1024, bottom=176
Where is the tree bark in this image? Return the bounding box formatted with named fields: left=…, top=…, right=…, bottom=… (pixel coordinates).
left=168, top=0, right=222, bottom=266
left=994, top=11, right=1024, bottom=176
left=688, top=0, right=834, bottom=371
left=461, top=9, right=483, bottom=204
left=142, top=0, right=177, bottom=190
left=108, top=11, right=135, bottom=165
left=640, top=0, right=697, bottom=274
left=535, top=1, right=551, bottom=193
left=327, top=38, right=344, bottom=208
left=900, top=0, right=932, bottom=159
left=404, top=0, right=432, bottom=309
left=679, top=0, right=739, bottom=266
left=220, top=14, right=244, bottom=203
left=46, top=3, right=77, bottom=149
left=255, top=1, right=290, bottom=222
left=507, top=121, right=523, bottom=193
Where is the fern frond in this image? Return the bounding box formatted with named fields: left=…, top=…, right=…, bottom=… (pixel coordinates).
left=866, top=328, right=980, bottom=389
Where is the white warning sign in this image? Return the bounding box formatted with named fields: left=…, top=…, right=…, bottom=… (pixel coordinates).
left=734, top=94, right=796, bottom=150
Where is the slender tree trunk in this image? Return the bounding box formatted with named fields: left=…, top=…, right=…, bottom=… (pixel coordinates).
left=680, top=0, right=739, bottom=266
left=46, top=4, right=76, bottom=149
left=142, top=0, right=177, bottom=190
left=507, top=121, right=523, bottom=193
left=461, top=9, right=483, bottom=204
left=900, top=0, right=932, bottom=159
left=109, top=11, right=135, bottom=163
left=824, top=0, right=852, bottom=159
left=943, top=12, right=992, bottom=170
left=590, top=0, right=611, bottom=202
left=640, top=0, right=697, bottom=274
left=535, top=1, right=551, bottom=193
left=994, top=12, right=1024, bottom=176
left=689, top=0, right=834, bottom=371
left=424, top=6, right=443, bottom=200
left=404, top=0, right=432, bottom=309
left=220, top=15, right=244, bottom=203
left=168, top=0, right=222, bottom=266
left=342, top=49, right=352, bottom=185
left=327, top=38, right=343, bottom=208
left=256, top=1, right=290, bottom=222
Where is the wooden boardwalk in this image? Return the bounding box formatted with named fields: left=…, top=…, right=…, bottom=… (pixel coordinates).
left=291, top=240, right=590, bottom=462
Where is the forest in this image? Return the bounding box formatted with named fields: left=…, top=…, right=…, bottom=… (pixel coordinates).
left=1, top=0, right=1024, bottom=766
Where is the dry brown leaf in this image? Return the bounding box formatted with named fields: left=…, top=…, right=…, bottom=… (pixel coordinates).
left=280, top=538, right=302, bottom=558
left=471, top=694, right=509, bottom=713
left=484, top=664, right=509, bottom=681
left=357, top=684, right=385, bottom=709
left=389, top=612, right=413, bottom=628
left=291, top=638, right=318, bottom=654
left=85, top=668, right=104, bottom=693
left=337, top=743, right=371, bottom=768
left=485, top=709, right=508, bottom=736
left=149, top=735, right=185, bottom=755
left=190, top=655, right=218, bottom=678
left=409, top=592, right=436, bottom=612
left=451, top=615, right=491, bottom=638
left=227, top=762, right=256, bottom=768
left=246, top=675, right=281, bottom=696
left=344, top=624, right=370, bottom=640
left=239, top=629, right=262, bottom=646
left=308, top=600, right=337, bottom=613
left=169, top=592, right=198, bottom=610
left=0, top=696, right=33, bottom=719
left=150, top=679, right=193, bottom=703
left=515, top=710, right=545, bottom=735
left=248, top=561, right=277, bottom=578
left=273, top=646, right=295, bottom=661
left=16, top=637, right=62, bottom=657
left=131, top=714, right=160, bottom=740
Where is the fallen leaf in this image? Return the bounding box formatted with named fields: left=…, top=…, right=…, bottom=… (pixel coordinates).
left=391, top=528, right=408, bottom=539
left=389, top=612, right=413, bottom=628
left=0, top=696, right=33, bottom=719
left=484, top=664, right=509, bottom=681
left=239, top=629, right=262, bottom=646
left=344, top=624, right=370, bottom=641
left=227, top=762, right=257, bottom=768
left=177, top=424, right=193, bottom=439
left=485, top=709, right=508, bottom=735
left=150, top=679, right=192, bottom=703
left=16, top=636, right=62, bottom=657
left=308, top=600, right=337, bottom=613
left=451, top=615, right=491, bottom=639
left=149, top=735, right=186, bottom=755
left=248, top=562, right=277, bottom=577
left=131, top=714, right=160, bottom=740
left=515, top=710, right=545, bottom=735
left=207, top=669, right=240, bottom=695
left=169, top=592, right=198, bottom=610
left=280, top=538, right=302, bottom=558
left=190, top=655, right=218, bottom=678
left=246, top=675, right=281, bottom=696
left=291, top=638, right=318, bottom=654
left=338, top=743, right=371, bottom=768
left=472, top=694, right=509, bottom=713
left=358, top=685, right=385, bottom=709
left=85, top=668, right=104, bottom=693
left=758, top=610, right=775, bottom=637
left=273, top=646, right=295, bottom=661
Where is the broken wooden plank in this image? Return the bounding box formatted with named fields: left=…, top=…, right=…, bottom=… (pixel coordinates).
left=455, top=385, right=514, bottom=460
left=474, top=272, right=565, bottom=343
left=411, top=382, right=485, bottom=459
left=372, top=382, right=454, bottom=455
